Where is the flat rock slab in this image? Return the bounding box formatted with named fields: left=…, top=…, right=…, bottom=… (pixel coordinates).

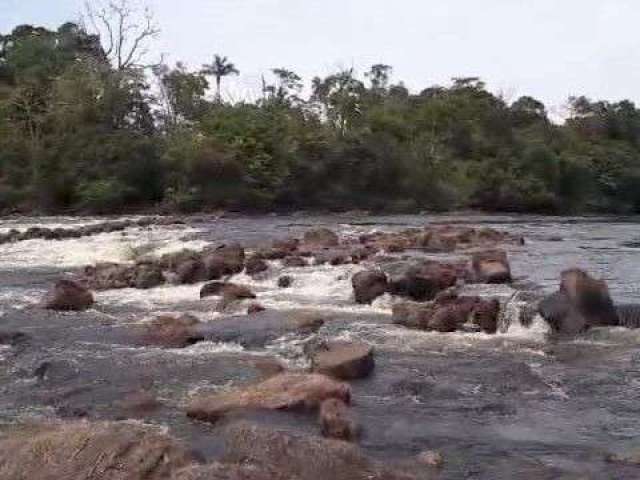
left=0, top=421, right=194, bottom=480
left=187, top=373, right=351, bottom=423
left=192, top=310, right=325, bottom=348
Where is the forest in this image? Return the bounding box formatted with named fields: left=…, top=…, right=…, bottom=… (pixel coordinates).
left=2, top=6, right=640, bottom=214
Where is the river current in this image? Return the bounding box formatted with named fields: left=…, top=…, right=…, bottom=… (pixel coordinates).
left=2, top=213, right=640, bottom=479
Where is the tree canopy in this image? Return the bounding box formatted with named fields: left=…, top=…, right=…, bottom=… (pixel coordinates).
left=2, top=18, right=640, bottom=214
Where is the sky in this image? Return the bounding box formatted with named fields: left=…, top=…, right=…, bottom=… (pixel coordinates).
left=2, top=0, right=640, bottom=118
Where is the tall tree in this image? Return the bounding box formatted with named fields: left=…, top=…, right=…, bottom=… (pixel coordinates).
left=201, top=54, right=239, bottom=102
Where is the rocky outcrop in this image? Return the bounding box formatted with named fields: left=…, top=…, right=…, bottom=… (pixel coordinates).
left=352, top=270, right=388, bottom=304
left=311, top=341, right=375, bottom=380
left=186, top=373, right=350, bottom=423
left=539, top=268, right=618, bottom=334
left=393, top=294, right=500, bottom=333
left=472, top=250, right=512, bottom=284
left=43, top=279, right=94, bottom=311
left=220, top=422, right=417, bottom=480
left=0, top=421, right=195, bottom=480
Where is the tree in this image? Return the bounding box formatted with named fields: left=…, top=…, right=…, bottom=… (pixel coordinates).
left=201, top=54, right=239, bottom=102
left=365, top=64, right=392, bottom=92
left=83, top=0, right=159, bottom=71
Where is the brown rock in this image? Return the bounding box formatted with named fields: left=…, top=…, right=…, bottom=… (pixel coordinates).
left=142, top=314, right=201, bottom=348
left=303, top=227, right=339, bottom=247
left=283, top=256, right=308, bottom=267
left=200, top=282, right=256, bottom=301
left=319, top=398, right=359, bottom=441
left=245, top=256, right=269, bottom=276
left=174, top=463, right=290, bottom=480
left=311, top=341, right=375, bottom=380
left=560, top=268, right=618, bottom=326
left=186, top=373, right=351, bottom=423
left=0, top=421, right=195, bottom=480
left=472, top=250, right=512, bottom=284
left=221, top=422, right=417, bottom=480
left=43, top=279, right=94, bottom=311
left=352, top=270, right=388, bottom=304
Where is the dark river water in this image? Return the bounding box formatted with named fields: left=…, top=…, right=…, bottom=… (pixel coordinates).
left=2, top=213, right=640, bottom=479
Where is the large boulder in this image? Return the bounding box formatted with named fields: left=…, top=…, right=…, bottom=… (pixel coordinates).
left=303, top=228, right=339, bottom=248
left=472, top=250, right=512, bottom=284
left=560, top=268, right=618, bottom=326
left=352, top=270, right=388, bottom=304
left=539, top=269, right=618, bottom=333
left=0, top=421, right=195, bottom=480
left=186, top=373, right=350, bottom=423
left=172, top=258, right=208, bottom=285
left=220, top=422, right=417, bottom=480
left=43, top=279, right=94, bottom=311
left=311, top=341, right=375, bottom=380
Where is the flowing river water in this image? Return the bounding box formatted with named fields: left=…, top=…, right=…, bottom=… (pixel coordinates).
left=2, top=213, right=640, bottom=479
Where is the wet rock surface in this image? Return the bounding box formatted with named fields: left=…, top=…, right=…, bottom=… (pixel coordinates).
left=311, top=341, right=375, bottom=380
left=43, top=279, right=94, bottom=311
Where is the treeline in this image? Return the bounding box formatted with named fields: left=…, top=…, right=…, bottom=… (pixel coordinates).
left=2, top=19, right=640, bottom=214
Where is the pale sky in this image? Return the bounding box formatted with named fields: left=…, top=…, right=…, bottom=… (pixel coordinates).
left=2, top=0, right=640, bottom=117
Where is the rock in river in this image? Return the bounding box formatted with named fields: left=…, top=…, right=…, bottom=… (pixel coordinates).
left=186, top=373, right=351, bottom=423
left=43, top=279, right=94, bottom=311
left=352, top=269, right=388, bottom=304
left=311, top=341, right=375, bottom=380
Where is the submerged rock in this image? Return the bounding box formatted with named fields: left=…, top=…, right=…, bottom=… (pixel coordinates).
left=283, top=255, right=308, bottom=267
left=186, top=373, right=351, bottom=423
left=192, top=310, right=324, bottom=348
left=0, top=421, right=195, bottom=480
left=43, top=279, right=94, bottom=311
left=311, top=341, right=375, bottom=380
left=352, top=269, right=388, bottom=304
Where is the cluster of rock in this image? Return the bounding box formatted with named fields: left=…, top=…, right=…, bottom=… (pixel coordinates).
left=0, top=216, right=184, bottom=245
left=0, top=419, right=425, bottom=480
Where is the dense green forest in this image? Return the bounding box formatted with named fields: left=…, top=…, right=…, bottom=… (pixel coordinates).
left=3, top=11, right=640, bottom=214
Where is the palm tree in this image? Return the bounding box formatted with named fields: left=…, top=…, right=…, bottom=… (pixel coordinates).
left=201, top=54, right=239, bottom=102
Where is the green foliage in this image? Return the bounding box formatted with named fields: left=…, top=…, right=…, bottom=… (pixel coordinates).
left=3, top=20, right=640, bottom=214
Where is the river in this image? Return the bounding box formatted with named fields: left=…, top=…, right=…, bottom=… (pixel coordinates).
left=2, top=213, right=640, bottom=479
